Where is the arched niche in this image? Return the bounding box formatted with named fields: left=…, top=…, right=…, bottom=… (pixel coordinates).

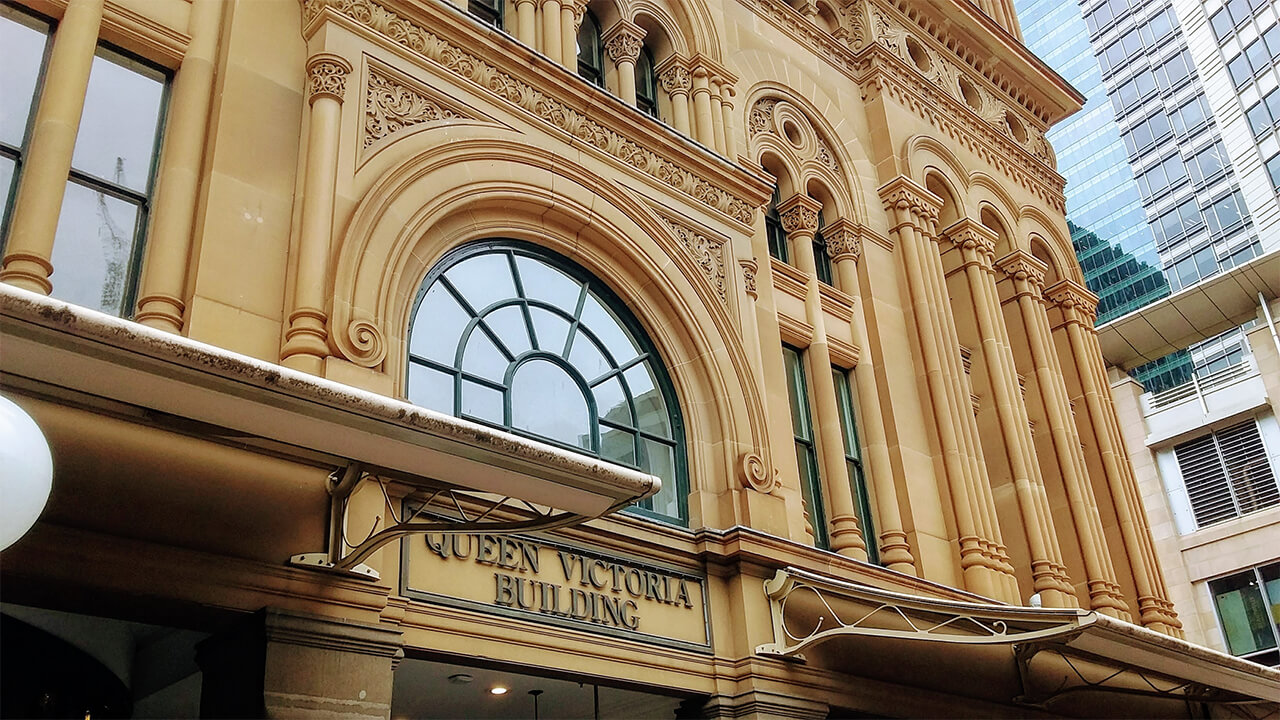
left=979, top=204, right=1016, bottom=259
left=327, top=134, right=773, bottom=523
left=924, top=171, right=962, bottom=229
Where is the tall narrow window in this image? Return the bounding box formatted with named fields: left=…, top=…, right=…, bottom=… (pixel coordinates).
left=635, top=47, right=658, bottom=117
left=783, top=346, right=828, bottom=548
left=468, top=0, right=503, bottom=28
left=576, top=11, right=604, bottom=87
left=407, top=241, right=688, bottom=524
left=48, top=44, right=167, bottom=317
left=766, top=186, right=789, bottom=262
left=0, top=5, right=51, bottom=237
left=833, top=367, right=877, bottom=564
left=813, top=212, right=833, bottom=285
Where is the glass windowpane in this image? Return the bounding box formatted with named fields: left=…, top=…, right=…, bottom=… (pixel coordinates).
left=600, top=425, right=635, bottom=466
left=72, top=50, right=164, bottom=193
left=0, top=9, right=48, bottom=148
left=528, top=306, right=571, bottom=355
left=580, top=294, right=639, bottom=366
left=1211, top=571, right=1278, bottom=656
left=408, top=362, right=454, bottom=414
left=0, top=155, right=14, bottom=230
left=594, top=375, right=633, bottom=425
left=482, top=305, right=533, bottom=355
left=516, top=255, right=582, bottom=311
left=511, top=359, right=591, bottom=449
left=641, top=439, right=679, bottom=519
left=410, top=283, right=471, bottom=363
left=460, top=379, right=503, bottom=424
left=567, top=332, right=610, bottom=380
left=446, top=253, right=518, bottom=315
left=461, top=326, right=510, bottom=381
left=49, top=181, right=141, bottom=315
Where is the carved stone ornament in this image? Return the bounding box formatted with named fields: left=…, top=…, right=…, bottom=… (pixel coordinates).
left=364, top=69, right=462, bottom=148
left=878, top=178, right=941, bottom=225
left=660, top=217, right=727, bottom=303
left=777, top=195, right=822, bottom=235
left=1045, top=281, right=1099, bottom=324
left=994, top=251, right=1047, bottom=294
left=740, top=257, right=759, bottom=300
left=345, top=319, right=388, bottom=366
left=748, top=98, right=777, bottom=137
left=738, top=451, right=775, bottom=492
left=659, top=65, right=691, bottom=94
left=307, top=53, right=353, bottom=105
left=301, top=0, right=754, bottom=224
left=942, top=220, right=997, bottom=266
left=822, top=219, right=862, bottom=264
left=603, top=26, right=644, bottom=64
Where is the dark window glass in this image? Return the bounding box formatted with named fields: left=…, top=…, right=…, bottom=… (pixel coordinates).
left=784, top=346, right=827, bottom=549
left=468, top=0, right=502, bottom=27
left=766, top=185, right=789, bottom=262
left=813, top=212, right=832, bottom=285
left=0, top=5, right=51, bottom=242
left=407, top=242, right=688, bottom=523
left=833, top=367, right=877, bottom=565
left=1267, top=88, right=1280, bottom=125
left=1267, top=153, right=1280, bottom=191
left=635, top=46, right=657, bottom=117
left=576, top=10, right=603, bottom=87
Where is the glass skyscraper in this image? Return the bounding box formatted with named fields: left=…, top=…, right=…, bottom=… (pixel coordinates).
left=1015, top=0, right=1279, bottom=392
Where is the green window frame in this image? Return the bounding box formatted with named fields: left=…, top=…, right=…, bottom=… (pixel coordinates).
left=833, top=367, right=877, bottom=564
left=576, top=10, right=604, bottom=87
left=783, top=345, right=828, bottom=548
left=407, top=240, right=688, bottom=524
left=0, top=2, right=53, bottom=237
left=1209, top=563, right=1280, bottom=667
left=635, top=46, right=658, bottom=117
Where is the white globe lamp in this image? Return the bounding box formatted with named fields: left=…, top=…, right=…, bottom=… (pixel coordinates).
left=0, top=395, right=53, bottom=551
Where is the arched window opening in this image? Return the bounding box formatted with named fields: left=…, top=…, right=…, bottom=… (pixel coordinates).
left=408, top=241, right=688, bottom=524
left=577, top=10, right=604, bottom=87
left=766, top=185, right=789, bottom=262
left=636, top=46, right=658, bottom=117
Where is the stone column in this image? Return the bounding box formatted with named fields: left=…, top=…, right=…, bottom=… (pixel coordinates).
left=878, top=177, right=1015, bottom=602
left=942, top=220, right=1074, bottom=607
left=0, top=0, right=104, bottom=294
left=709, top=78, right=727, bottom=155
left=657, top=60, right=692, bottom=136
left=720, top=84, right=738, bottom=161
left=280, top=54, right=351, bottom=375
left=825, top=218, right=915, bottom=573
left=134, top=0, right=224, bottom=332
left=603, top=21, right=643, bottom=106
left=778, top=195, right=868, bottom=559
left=515, top=0, right=537, bottom=46
left=541, top=0, right=562, bottom=63
left=1046, top=281, right=1182, bottom=635
left=690, top=66, right=715, bottom=149
left=196, top=608, right=403, bottom=720
left=560, top=0, right=586, bottom=75
left=996, top=252, right=1129, bottom=618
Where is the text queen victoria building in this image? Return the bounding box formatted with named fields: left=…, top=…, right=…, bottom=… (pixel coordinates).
left=0, top=0, right=1277, bottom=716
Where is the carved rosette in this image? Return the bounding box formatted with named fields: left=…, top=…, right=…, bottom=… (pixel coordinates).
left=603, top=23, right=643, bottom=64
left=659, top=65, right=691, bottom=95
left=740, top=257, right=759, bottom=300
left=660, top=217, right=727, bottom=303
left=823, top=218, right=862, bottom=264
left=307, top=53, right=353, bottom=105
left=364, top=70, right=462, bottom=148
left=738, top=451, right=775, bottom=492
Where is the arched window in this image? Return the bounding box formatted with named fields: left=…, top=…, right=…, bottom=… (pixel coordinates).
left=765, top=186, right=788, bottom=262
left=635, top=47, right=658, bottom=117
left=577, top=11, right=604, bottom=87
left=813, top=212, right=833, bottom=285
left=407, top=241, right=688, bottom=523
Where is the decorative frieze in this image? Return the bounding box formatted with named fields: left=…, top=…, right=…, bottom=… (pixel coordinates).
left=364, top=68, right=465, bottom=148
left=301, top=0, right=754, bottom=225
left=659, top=216, right=727, bottom=303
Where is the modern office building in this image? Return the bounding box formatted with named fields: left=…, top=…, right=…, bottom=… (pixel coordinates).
left=1017, top=0, right=1280, bottom=666
left=3, top=0, right=1278, bottom=716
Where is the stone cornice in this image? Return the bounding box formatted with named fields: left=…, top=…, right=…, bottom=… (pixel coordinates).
left=302, top=0, right=766, bottom=226
left=994, top=249, right=1047, bottom=298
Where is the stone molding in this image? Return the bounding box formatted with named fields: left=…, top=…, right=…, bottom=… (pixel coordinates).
left=301, top=0, right=754, bottom=224
left=877, top=176, right=941, bottom=230
left=737, top=451, right=777, bottom=492
left=659, top=216, right=728, bottom=303
left=776, top=309, right=815, bottom=347
left=260, top=608, right=405, bottom=660
left=748, top=97, right=840, bottom=174
left=307, top=53, right=353, bottom=105
left=602, top=20, right=644, bottom=64
left=1044, top=279, right=1099, bottom=326
left=363, top=66, right=468, bottom=148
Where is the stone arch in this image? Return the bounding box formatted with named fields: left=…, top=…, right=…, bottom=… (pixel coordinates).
left=977, top=203, right=1017, bottom=258
left=627, top=0, right=722, bottom=62
left=744, top=83, right=866, bottom=224
left=923, top=170, right=963, bottom=229
left=328, top=132, right=772, bottom=516
left=1018, top=205, right=1083, bottom=284
left=631, top=4, right=688, bottom=59
left=1029, top=236, right=1066, bottom=287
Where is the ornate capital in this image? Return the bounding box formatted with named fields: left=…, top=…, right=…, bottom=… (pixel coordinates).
left=569, top=0, right=589, bottom=26
left=823, top=218, right=863, bottom=264
left=602, top=21, right=644, bottom=64
left=740, top=257, right=759, bottom=300
left=307, top=53, right=353, bottom=105
left=877, top=176, right=941, bottom=230
left=1044, top=279, right=1099, bottom=326
left=777, top=194, right=823, bottom=236
left=941, top=218, right=997, bottom=268
left=658, top=65, right=690, bottom=94
left=994, top=250, right=1047, bottom=298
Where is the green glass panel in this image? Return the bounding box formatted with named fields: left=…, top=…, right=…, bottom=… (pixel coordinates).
left=1212, top=572, right=1277, bottom=656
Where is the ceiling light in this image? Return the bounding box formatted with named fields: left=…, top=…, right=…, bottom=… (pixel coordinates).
left=489, top=686, right=509, bottom=696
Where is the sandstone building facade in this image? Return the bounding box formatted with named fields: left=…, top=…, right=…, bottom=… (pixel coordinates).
left=1, top=0, right=1277, bottom=716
